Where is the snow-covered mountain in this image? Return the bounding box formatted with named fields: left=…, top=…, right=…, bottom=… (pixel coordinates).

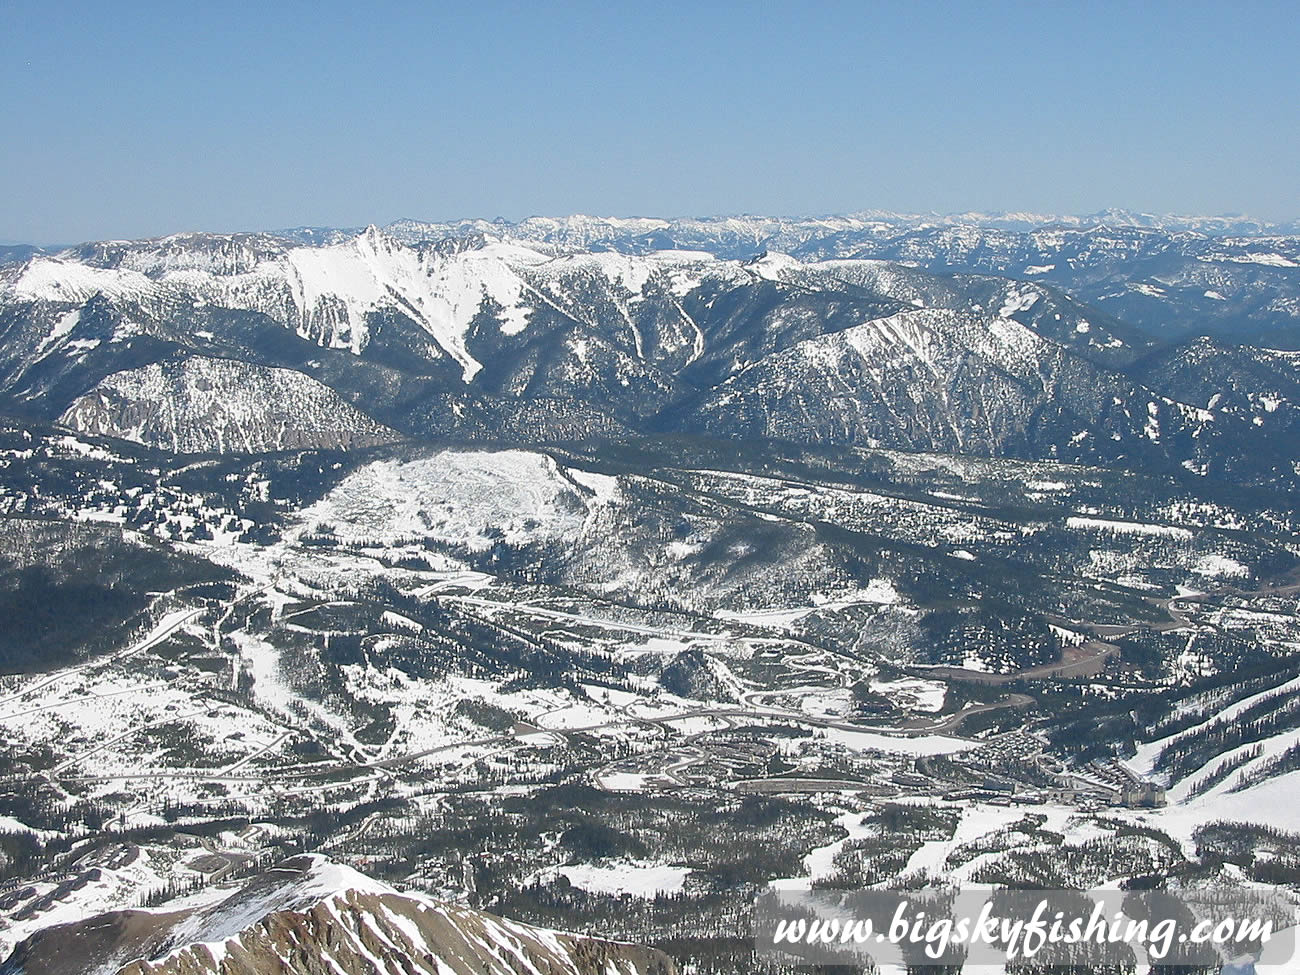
left=3, top=219, right=1296, bottom=487
left=0, top=855, right=674, bottom=975
left=679, top=307, right=1216, bottom=464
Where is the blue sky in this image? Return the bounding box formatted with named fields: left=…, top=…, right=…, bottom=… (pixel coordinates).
left=2, top=0, right=1296, bottom=242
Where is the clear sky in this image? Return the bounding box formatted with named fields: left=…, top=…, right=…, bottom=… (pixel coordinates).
left=2, top=0, right=1296, bottom=243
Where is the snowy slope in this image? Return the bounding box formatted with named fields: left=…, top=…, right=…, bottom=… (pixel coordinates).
left=294, top=449, right=619, bottom=551
left=683, top=307, right=1216, bottom=462
left=60, top=356, right=400, bottom=453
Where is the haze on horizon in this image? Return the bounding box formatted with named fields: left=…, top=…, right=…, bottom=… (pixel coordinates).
left=2, top=0, right=1297, bottom=244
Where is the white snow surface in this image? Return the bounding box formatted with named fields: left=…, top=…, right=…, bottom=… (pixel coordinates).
left=536, top=860, right=691, bottom=898
left=1066, top=515, right=1194, bottom=540
left=294, top=449, right=619, bottom=550
left=280, top=231, right=541, bottom=373
left=1192, top=554, right=1249, bottom=578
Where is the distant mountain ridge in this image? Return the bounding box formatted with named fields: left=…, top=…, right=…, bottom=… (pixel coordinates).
left=379, top=207, right=1300, bottom=248
left=8, top=207, right=1295, bottom=255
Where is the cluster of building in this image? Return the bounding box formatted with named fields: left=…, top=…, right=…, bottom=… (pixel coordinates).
left=1062, top=759, right=1167, bottom=808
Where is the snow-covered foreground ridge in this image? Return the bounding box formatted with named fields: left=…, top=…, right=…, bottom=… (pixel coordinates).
left=0, top=854, right=675, bottom=975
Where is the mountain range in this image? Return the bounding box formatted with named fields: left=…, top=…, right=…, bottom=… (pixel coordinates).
left=2, top=212, right=1298, bottom=491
